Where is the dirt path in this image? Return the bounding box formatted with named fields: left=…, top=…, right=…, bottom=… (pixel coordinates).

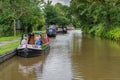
left=0, top=38, right=20, bottom=46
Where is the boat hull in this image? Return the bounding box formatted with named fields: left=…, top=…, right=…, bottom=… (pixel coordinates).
left=17, top=48, right=43, bottom=58
left=47, top=34, right=56, bottom=37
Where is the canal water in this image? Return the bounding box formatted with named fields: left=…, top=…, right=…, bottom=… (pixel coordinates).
left=0, top=30, right=120, bottom=80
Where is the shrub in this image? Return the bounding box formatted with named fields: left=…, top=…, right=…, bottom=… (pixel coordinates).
left=89, top=24, right=105, bottom=37
left=105, top=27, right=120, bottom=40
left=0, top=25, right=13, bottom=36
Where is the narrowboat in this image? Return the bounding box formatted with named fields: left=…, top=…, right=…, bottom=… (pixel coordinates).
left=46, top=28, right=56, bottom=37
left=56, top=27, right=67, bottom=33
left=66, top=26, right=75, bottom=30
left=17, top=32, right=50, bottom=57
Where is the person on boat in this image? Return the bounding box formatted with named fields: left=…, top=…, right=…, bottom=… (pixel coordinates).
left=35, top=37, right=41, bottom=46
left=21, top=37, right=27, bottom=45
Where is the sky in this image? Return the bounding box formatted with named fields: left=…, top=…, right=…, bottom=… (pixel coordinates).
left=44, top=0, right=71, bottom=6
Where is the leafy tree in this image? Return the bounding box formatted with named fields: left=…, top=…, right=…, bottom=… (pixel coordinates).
left=55, top=3, right=70, bottom=26
left=70, top=0, right=120, bottom=29
left=43, top=1, right=70, bottom=27
left=20, top=0, right=45, bottom=32
left=0, top=0, right=44, bottom=36
left=43, top=0, right=59, bottom=25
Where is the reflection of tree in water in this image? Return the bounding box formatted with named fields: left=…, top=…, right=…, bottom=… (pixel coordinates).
left=72, top=30, right=82, bottom=55
left=18, top=50, right=50, bottom=79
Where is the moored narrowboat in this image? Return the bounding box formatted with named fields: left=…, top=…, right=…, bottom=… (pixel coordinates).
left=46, top=28, right=56, bottom=37
left=56, top=27, right=67, bottom=33
left=17, top=32, right=50, bottom=57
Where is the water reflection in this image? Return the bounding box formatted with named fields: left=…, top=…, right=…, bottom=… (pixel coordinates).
left=41, top=33, right=72, bottom=80
left=18, top=57, right=43, bottom=79
left=71, top=30, right=120, bottom=80
left=0, top=51, right=49, bottom=80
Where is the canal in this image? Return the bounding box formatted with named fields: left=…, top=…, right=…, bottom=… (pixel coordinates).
left=0, top=30, right=120, bottom=80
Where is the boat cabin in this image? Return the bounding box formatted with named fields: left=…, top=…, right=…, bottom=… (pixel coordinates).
left=20, top=32, right=49, bottom=45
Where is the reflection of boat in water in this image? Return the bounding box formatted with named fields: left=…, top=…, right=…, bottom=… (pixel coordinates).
left=17, top=32, right=50, bottom=57
left=17, top=56, right=44, bottom=77
left=19, top=61, right=43, bottom=77
left=17, top=49, right=49, bottom=77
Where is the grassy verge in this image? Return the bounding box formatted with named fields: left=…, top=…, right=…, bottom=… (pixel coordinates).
left=0, top=41, right=20, bottom=55
left=0, top=35, right=20, bottom=42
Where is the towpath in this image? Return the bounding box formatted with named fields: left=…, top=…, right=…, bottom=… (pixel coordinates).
left=0, top=38, right=20, bottom=46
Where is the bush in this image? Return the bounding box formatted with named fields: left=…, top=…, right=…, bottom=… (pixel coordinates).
left=0, top=25, right=13, bottom=36
left=105, top=27, right=120, bottom=40
left=89, top=24, right=105, bottom=37
left=81, top=24, right=91, bottom=33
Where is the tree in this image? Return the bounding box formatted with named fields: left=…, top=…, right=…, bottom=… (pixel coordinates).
left=9, top=0, right=29, bottom=36
left=43, top=0, right=59, bottom=25
left=70, top=0, right=120, bottom=29
left=21, top=0, right=45, bottom=32
left=55, top=3, right=70, bottom=26
left=0, top=0, right=45, bottom=36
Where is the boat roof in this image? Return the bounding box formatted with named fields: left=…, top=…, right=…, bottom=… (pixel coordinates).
left=23, top=31, right=46, bottom=35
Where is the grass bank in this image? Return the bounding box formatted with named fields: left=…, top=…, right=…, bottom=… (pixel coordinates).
left=0, top=36, right=20, bottom=42
left=0, top=41, right=20, bottom=55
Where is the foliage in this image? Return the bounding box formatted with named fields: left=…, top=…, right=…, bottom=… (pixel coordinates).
left=43, top=1, right=59, bottom=25
left=89, top=24, right=105, bottom=37
left=54, top=3, right=70, bottom=26
left=43, top=1, right=70, bottom=26
left=70, top=0, right=120, bottom=40
left=105, top=27, right=120, bottom=40
left=0, top=24, right=13, bottom=36
left=21, top=0, right=45, bottom=31
left=0, top=0, right=71, bottom=36
left=70, top=0, right=120, bottom=28
left=0, top=0, right=44, bottom=36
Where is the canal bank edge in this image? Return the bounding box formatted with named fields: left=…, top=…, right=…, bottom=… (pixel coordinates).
left=0, top=49, right=17, bottom=64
